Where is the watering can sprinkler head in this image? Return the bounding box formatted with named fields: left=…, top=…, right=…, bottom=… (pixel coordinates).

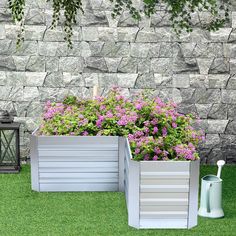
left=217, top=160, right=225, bottom=179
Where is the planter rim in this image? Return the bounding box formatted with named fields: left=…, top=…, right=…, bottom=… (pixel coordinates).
left=131, top=159, right=200, bottom=163
left=32, top=128, right=120, bottom=138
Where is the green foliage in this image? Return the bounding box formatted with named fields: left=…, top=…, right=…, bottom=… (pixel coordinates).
left=8, top=0, right=230, bottom=47
left=39, top=89, right=204, bottom=161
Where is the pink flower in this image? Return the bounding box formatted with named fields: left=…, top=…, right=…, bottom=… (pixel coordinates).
left=153, top=127, right=158, bottom=134
left=135, top=148, right=140, bottom=154
left=153, top=155, right=158, bottom=161
left=82, top=131, right=89, bottom=136
left=135, top=103, right=143, bottom=110
left=172, top=122, right=177, bottom=128
left=162, top=127, right=167, bottom=137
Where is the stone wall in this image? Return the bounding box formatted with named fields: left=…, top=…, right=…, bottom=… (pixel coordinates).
left=0, top=0, right=236, bottom=163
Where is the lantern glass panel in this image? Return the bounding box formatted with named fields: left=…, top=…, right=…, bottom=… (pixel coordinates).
left=0, top=123, right=20, bottom=173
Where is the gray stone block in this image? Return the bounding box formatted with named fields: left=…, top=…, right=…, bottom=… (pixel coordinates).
left=196, top=104, right=212, bottom=119
left=171, top=74, right=190, bottom=88
left=208, top=104, right=228, bottom=120
left=104, top=58, right=122, bottom=72
left=25, top=8, right=45, bottom=25
left=225, top=121, right=236, bottom=134
left=0, top=56, right=16, bottom=71
left=118, top=57, right=137, bottom=73
left=46, top=57, right=59, bottom=72
left=204, top=134, right=221, bottom=149
left=63, top=73, right=85, bottom=87
left=26, top=56, right=45, bottom=72
left=59, top=57, right=84, bottom=72
left=151, top=58, right=173, bottom=74
left=44, top=72, right=64, bottom=87
left=131, top=43, right=150, bottom=58
left=209, top=58, right=230, bottom=74
left=84, top=57, right=108, bottom=72
left=222, top=89, right=236, bottom=104
left=208, top=74, right=230, bottom=88
left=207, top=119, right=229, bottom=134
left=135, top=74, right=155, bottom=89
left=194, top=88, right=221, bottom=104
left=227, top=75, right=236, bottom=89
left=228, top=105, right=236, bottom=120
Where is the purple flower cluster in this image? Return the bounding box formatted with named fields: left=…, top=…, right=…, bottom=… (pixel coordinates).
left=174, top=143, right=197, bottom=160
left=40, top=88, right=205, bottom=161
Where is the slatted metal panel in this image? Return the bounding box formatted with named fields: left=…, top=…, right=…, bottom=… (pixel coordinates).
left=125, top=147, right=199, bottom=229
left=124, top=139, right=131, bottom=208
left=31, top=134, right=120, bottom=192
left=139, top=161, right=190, bottom=228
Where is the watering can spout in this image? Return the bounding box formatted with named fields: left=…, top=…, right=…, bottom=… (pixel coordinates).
left=198, top=160, right=225, bottom=219
left=217, top=160, right=225, bottom=178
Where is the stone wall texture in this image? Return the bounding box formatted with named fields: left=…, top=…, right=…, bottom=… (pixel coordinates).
left=0, top=0, right=236, bottom=164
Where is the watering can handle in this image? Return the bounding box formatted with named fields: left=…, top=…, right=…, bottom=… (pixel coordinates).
left=206, top=183, right=212, bottom=213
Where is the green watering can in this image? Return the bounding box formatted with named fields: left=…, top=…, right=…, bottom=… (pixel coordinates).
left=198, top=160, right=225, bottom=218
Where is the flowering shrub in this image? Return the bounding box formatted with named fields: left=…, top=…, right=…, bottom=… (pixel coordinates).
left=39, top=88, right=204, bottom=161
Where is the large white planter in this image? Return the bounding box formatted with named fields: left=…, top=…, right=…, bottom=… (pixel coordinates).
left=30, top=130, right=125, bottom=192
left=124, top=139, right=200, bottom=229
left=30, top=133, right=200, bottom=229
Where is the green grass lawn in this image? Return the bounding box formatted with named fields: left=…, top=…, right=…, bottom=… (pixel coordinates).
left=0, top=165, right=235, bottom=236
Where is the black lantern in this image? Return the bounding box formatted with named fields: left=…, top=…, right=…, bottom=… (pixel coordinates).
left=0, top=110, right=20, bottom=173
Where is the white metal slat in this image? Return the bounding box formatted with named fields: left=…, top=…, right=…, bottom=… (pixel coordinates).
left=140, top=198, right=189, bottom=206
left=140, top=205, right=189, bottom=212
left=39, top=172, right=119, bottom=178
left=39, top=161, right=118, bottom=168
left=40, top=183, right=119, bottom=192
left=140, top=185, right=189, bottom=193
left=40, top=178, right=118, bottom=184
left=38, top=150, right=119, bottom=157
left=141, top=172, right=190, bottom=179
left=140, top=211, right=188, bottom=219
left=39, top=167, right=118, bottom=173
left=140, top=219, right=188, bottom=229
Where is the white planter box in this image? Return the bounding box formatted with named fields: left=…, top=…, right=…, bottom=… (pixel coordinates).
left=124, top=139, right=200, bottom=229
left=30, top=133, right=200, bottom=229
left=30, top=131, right=125, bottom=192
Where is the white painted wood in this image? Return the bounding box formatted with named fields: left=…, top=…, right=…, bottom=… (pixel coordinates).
left=40, top=183, right=118, bottom=192
left=30, top=134, right=39, bottom=191
left=118, top=137, right=125, bottom=191
left=140, top=219, right=188, bottom=229
left=188, top=159, right=200, bottom=229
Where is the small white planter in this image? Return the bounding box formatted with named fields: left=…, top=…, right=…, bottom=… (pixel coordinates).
left=30, top=130, right=125, bottom=192
left=124, top=139, right=200, bottom=229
